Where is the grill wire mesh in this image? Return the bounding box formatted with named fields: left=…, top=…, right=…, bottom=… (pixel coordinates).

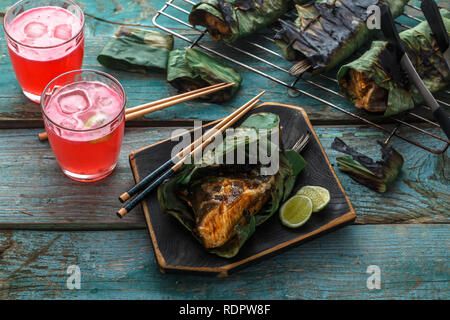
left=153, top=0, right=450, bottom=154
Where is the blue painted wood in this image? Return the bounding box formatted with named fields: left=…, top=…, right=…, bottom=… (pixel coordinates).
left=0, top=124, right=447, bottom=229
left=0, top=0, right=448, bottom=301
left=0, top=225, right=448, bottom=299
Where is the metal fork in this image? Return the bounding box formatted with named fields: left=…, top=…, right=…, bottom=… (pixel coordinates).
left=292, top=131, right=311, bottom=153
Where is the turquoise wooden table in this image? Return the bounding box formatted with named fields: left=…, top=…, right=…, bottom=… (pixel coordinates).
left=0, top=0, right=449, bottom=300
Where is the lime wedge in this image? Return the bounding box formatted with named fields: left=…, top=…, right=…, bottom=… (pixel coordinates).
left=85, top=113, right=106, bottom=129
left=279, top=195, right=312, bottom=228
left=296, top=186, right=330, bottom=213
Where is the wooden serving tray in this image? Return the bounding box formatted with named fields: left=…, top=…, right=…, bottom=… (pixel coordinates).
left=129, top=102, right=356, bottom=277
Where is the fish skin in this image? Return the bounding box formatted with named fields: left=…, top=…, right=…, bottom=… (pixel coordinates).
left=187, top=174, right=275, bottom=249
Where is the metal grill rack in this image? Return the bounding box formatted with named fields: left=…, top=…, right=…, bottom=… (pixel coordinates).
left=153, top=0, right=450, bottom=154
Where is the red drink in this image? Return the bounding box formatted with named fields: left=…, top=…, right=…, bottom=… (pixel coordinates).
left=3, top=0, right=84, bottom=103
left=42, top=70, right=126, bottom=182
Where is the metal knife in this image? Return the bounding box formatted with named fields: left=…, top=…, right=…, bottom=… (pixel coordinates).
left=421, top=0, right=450, bottom=69
left=380, top=3, right=450, bottom=140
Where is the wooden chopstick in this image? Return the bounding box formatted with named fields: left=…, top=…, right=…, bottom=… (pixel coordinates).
left=117, top=97, right=262, bottom=218
left=124, top=82, right=235, bottom=121
left=37, top=82, right=234, bottom=141
left=125, top=82, right=227, bottom=115
left=118, top=90, right=267, bottom=203
left=117, top=91, right=265, bottom=218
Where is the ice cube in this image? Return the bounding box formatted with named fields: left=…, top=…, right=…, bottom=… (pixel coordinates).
left=97, top=96, right=113, bottom=107
left=57, top=89, right=91, bottom=115
left=24, top=22, right=48, bottom=39
left=77, top=110, right=96, bottom=124
left=60, top=117, right=79, bottom=130
left=53, top=24, right=72, bottom=41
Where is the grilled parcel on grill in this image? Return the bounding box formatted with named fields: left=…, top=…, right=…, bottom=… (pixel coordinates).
left=274, top=0, right=409, bottom=76
left=167, top=47, right=243, bottom=103
left=157, top=112, right=307, bottom=258
left=338, top=9, right=450, bottom=116
left=97, top=27, right=174, bottom=73
left=188, top=0, right=308, bottom=43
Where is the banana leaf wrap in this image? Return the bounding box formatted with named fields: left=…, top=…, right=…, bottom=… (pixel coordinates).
left=337, top=9, right=450, bottom=116
left=188, top=0, right=307, bottom=43
left=331, top=138, right=403, bottom=193
left=97, top=27, right=174, bottom=73
left=157, top=113, right=307, bottom=258
left=167, top=48, right=242, bottom=103
left=274, top=0, right=409, bottom=76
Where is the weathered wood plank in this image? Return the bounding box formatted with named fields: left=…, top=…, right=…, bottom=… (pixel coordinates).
left=0, top=35, right=418, bottom=128
left=0, top=0, right=447, bottom=127
left=0, top=225, right=448, bottom=299
left=0, top=124, right=447, bottom=229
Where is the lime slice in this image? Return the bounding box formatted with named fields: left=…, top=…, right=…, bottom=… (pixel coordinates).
left=296, top=186, right=330, bottom=213
left=85, top=113, right=111, bottom=144
left=85, top=113, right=106, bottom=129
left=279, top=195, right=312, bottom=228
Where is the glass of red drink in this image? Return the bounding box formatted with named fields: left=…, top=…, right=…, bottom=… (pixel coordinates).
left=3, top=0, right=85, bottom=103
left=41, top=70, right=126, bottom=182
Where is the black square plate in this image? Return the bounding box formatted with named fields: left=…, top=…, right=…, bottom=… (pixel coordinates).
left=129, top=103, right=356, bottom=276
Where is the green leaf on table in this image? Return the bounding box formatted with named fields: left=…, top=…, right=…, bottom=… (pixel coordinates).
left=97, top=27, right=174, bottom=73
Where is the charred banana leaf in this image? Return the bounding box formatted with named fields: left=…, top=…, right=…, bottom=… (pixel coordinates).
left=97, top=27, right=174, bottom=73
left=331, top=138, right=403, bottom=193
left=158, top=113, right=306, bottom=258
left=338, top=9, right=450, bottom=116
left=188, top=0, right=306, bottom=43
left=167, top=48, right=242, bottom=103
left=274, top=0, right=409, bottom=76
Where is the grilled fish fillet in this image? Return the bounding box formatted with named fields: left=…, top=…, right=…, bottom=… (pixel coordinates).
left=186, top=175, right=275, bottom=249
left=344, top=70, right=389, bottom=113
